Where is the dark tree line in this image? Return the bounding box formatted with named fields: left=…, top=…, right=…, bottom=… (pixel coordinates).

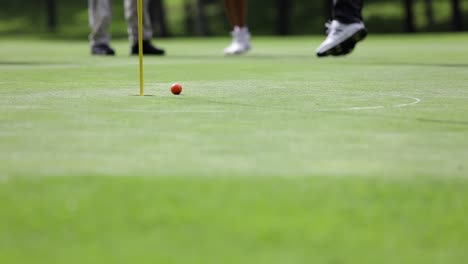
left=452, top=0, right=463, bottom=31
left=44, top=0, right=465, bottom=35
left=46, top=0, right=57, bottom=32
left=404, top=0, right=463, bottom=32
left=150, top=0, right=170, bottom=37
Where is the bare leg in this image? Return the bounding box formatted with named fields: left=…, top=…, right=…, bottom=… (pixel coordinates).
left=223, top=0, right=251, bottom=55
left=223, top=0, right=235, bottom=27
left=223, top=0, right=247, bottom=28
left=237, top=0, right=247, bottom=27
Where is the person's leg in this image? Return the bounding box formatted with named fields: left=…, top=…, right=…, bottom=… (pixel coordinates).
left=89, top=0, right=115, bottom=55
left=237, top=0, right=247, bottom=27
left=125, top=0, right=165, bottom=55
left=223, top=0, right=251, bottom=55
left=224, top=0, right=247, bottom=27
left=316, top=0, right=366, bottom=57
left=334, top=0, right=363, bottom=24
left=125, top=0, right=152, bottom=45
left=223, top=0, right=235, bottom=27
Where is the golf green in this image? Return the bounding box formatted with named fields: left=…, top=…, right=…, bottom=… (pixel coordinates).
left=0, top=35, right=467, bottom=263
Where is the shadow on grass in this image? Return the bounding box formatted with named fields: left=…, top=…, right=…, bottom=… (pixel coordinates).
left=366, top=61, right=468, bottom=68
left=414, top=118, right=468, bottom=126
left=179, top=96, right=468, bottom=126
left=0, top=61, right=71, bottom=66
left=157, top=54, right=316, bottom=60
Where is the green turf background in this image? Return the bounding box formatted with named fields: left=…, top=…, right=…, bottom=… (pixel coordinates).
left=1, top=176, right=468, bottom=263
left=1, top=35, right=468, bottom=263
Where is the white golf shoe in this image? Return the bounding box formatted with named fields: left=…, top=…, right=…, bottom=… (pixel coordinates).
left=224, top=26, right=251, bottom=55
left=316, top=20, right=367, bottom=57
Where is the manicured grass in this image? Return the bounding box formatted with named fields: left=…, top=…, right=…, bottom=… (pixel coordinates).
left=1, top=35, right=467, bottom=177
left=0, top=35, right=468, bottom=263
left=1, top=176, right=468, bottom=264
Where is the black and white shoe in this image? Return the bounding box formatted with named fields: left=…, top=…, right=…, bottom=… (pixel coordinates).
left=131, top=40, right=165, bottom=56
left=91, top=44, right=115, bottom=56
left=316, top=20, right=367, bottom=57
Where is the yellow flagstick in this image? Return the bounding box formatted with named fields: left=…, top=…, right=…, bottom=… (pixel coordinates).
left=137, top=0, right=144, bottom=96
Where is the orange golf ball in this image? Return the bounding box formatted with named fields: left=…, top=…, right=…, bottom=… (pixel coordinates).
left=171, top=83, right=182, bottom=95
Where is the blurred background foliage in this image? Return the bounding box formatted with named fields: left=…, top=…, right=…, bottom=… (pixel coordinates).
left=0, top=0, right=466, bottom=38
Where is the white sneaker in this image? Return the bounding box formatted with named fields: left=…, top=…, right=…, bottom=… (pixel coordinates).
left=224, top=26, right=251, bottom=55
left=316, top=20, right=367, bottom=57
